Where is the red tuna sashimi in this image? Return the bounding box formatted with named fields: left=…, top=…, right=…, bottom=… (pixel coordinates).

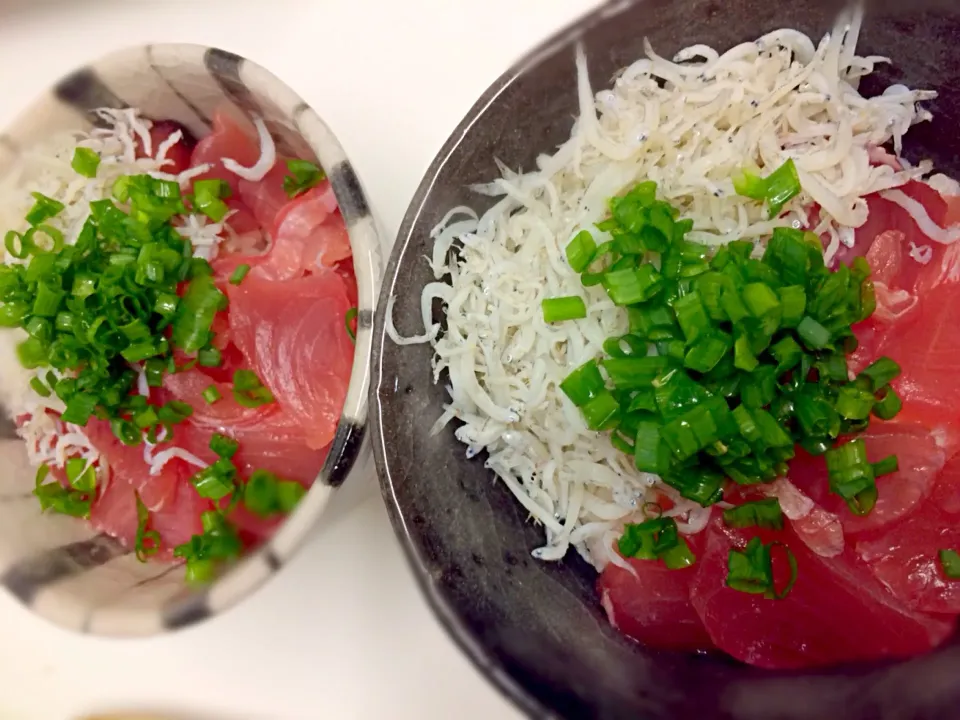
left=85, top=418, right=180, bottom=513
left=253, top=182, right=349, bottom=281
left=190, top=108, right=258, bottom=189
left=135, top=120, right=194, bottom=175
left=599, top=533, right=713, bottom=651
left=226, top=271, right=353, bottom=450
left=689, top=520, right=954, bottom=669
left=837, top=181, right=949, bottom=293
left=162, top=368, right=328, bottom=484
left=787, top=423, right=945, bottom=536
left=90, top=462, right=207, bottom=561
left=854, top=282, right=960, bottom=432
left=238, top=162, right=290, bottom=232
left=855, top=451, right=960, bottom=613
left=763, top=479, right=845, bottom=557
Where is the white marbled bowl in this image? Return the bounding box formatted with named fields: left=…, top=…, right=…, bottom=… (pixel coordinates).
left=0, top=44, right=381, bottom=636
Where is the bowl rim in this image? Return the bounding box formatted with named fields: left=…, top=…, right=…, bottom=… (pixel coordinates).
left=0, top=41, right=381, bottom=636
left=369, top=3, right=630, bottom=717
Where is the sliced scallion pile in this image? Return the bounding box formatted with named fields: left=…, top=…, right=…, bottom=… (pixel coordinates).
left=559, top=180, right=902, bottom=597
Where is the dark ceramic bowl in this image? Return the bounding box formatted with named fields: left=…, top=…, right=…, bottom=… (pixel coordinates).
left=371, top=1, right=960, bottom=717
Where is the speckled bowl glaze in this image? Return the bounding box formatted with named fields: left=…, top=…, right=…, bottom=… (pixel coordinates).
left=371, top=0, right=960, bottom=718
left=0, top=44, right=381, bottom=636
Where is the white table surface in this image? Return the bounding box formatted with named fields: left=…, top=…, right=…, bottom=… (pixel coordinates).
left=0, top=0, right=598, bottom=717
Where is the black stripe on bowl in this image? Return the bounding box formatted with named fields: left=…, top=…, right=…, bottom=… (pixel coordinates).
left=162, top=591, right=211, bottom=630
left=54, top=68, right=128, bottom=124
left=1, top=534, right=127, bottom=604
left=328, top=162, right=371, bottom=224
left=145, top=44, right=212, bottom=127
left=357, top=309, right=374, bottom=330
left=203, top=48, right=258, bottom=115
left=263, top=547, right=282, bottom=571
left=323, top=420, right=366, bottom=488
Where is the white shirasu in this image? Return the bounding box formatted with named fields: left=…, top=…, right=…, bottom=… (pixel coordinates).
left=391, top=16, right=949, bottom=569
left=0, top=108, right=223, bottom=478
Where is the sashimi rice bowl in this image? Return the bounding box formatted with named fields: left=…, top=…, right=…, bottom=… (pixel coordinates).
left=385, top=5, right=960, bottom=672
left=0, top=44, right=379, bottom=635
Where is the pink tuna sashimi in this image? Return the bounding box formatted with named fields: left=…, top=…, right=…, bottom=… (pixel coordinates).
left=134, top=120, right=194, bottom=174
left=689, top=520, right=954, bottom=669
left=189, top=108, right=258, bottom=191
left=253, top=182, right=350, bottom=281
left=855, top=452, right=960, bottom=614
left=238, top=162, right=290, bottom=232
left=598, top=533, right=713, bottom=651
left=763, top=479, right=845, bottom=557
left=85, top=418, right=180, bottom=513
left=91, top=467, right=208, bottom=562
left=162, top=367, right=328, bottom=484
left=226, top=271, right=354, bottom=450
left=787, top=423, right=945, bottom=536
left=853, top=282, right=960, bottom=434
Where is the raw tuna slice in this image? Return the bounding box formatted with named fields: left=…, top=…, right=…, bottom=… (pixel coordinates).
left=690, top=519, right=954, bottom=669
left=189, top=108, right=259, bottom=190
left=856, top=283, right=960, bottom=431
left=763, top=479, right=844, bottom=557
left=839, top=181, right=950, bottom=294
left=598, top=534, right=712, bottom=651
left=856, top=452, right=960, bottom=613
left=787, top=422, right=945, bottom=536
left=253, top=182, right=349, bottom=281
left=227, top=271, right=354, bottom=450
left=85, top=418, right=180, bottom=513
left=162, top=368, right=328, bottom=484
left=238, top=162, right=290, bottom=231
left=88, top=442, right=206, bottom=561
left=135, top=120, right=194, bottom=174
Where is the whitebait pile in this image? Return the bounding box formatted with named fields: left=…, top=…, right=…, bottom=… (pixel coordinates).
left=389, top=13, right=940, bottom=571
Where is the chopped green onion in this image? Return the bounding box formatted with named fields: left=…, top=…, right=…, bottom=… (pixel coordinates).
left=173, top=510, right=242, bottom=584
left=232, top=369, right=275, bottom=408
left=581, top=390, right=620, bottom=430
left=29, top=376, right=51, bottom=397
left=210, top=432, right=239, bottom=459
left=560, top=360, right=605, bottom=406
left=229, top=264, right=251, bottom=285
left=190, top=464, right=235, bottom=501
left=134, top=493, right=161, bottom=562
left=617, top=516, right=695, bottom=570
left=345, top=307, right=358, bottom=343
left=566, top=230, right=597, bottom=273
left=283, top=158, right=326, bottom=199
left=859, top=357, right=901, bottom=390
left=197, top=346, right=222, bottom=368
left=726, top=537, right=797, bottom=599
left=763, top=159, right=802, bottom=217
left=939, top=549, right=960, bottom=580
left=872, top=387, right=902, bottom=420
left=872, top=454, right=898, bottom=477
left=797, top=316, right=832, bottom=349
left=722, top=498, right=784, bottom=530
left=202, top=384, right=222, bottom=404
left=602, top=265, right=663, bottom=305
left=25, top=192, right=65, bottom=226
left=71, top=147, right=101, bottom=178
left=542, top=296, right=587, bottom=323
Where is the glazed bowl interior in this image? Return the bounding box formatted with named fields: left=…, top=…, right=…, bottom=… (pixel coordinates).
left=372, top=1, right=960, bottom=718
left=0, top=44, right=380, bottom=637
